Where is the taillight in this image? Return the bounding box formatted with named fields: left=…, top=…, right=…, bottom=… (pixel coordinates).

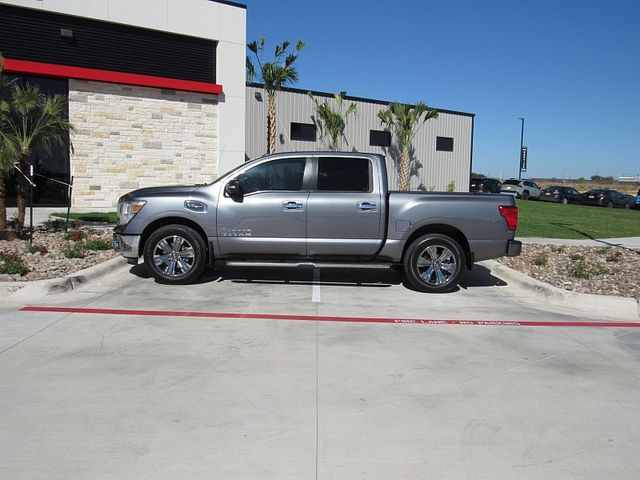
left=553, top=190, right=560, bottom=194
left=499, top=205, right=518, bottom=232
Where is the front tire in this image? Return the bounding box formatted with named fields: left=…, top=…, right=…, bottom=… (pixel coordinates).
left=403, top=234, right=465, bottom=293
left=143, top=225, right=206, bottom=284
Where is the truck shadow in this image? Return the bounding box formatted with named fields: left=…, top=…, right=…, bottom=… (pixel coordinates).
left=130, top=264, right=507, bottom=292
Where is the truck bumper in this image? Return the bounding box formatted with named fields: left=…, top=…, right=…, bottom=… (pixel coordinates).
left=507, top=240, right=522, bottom=257
left=113, top=232, right=141, bottom=265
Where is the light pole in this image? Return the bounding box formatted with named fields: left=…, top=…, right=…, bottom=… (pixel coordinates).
left=518, top=117, right=525, bottom=180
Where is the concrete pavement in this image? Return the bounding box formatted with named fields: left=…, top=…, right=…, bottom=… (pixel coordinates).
left=1, top=262, right=640, bottom=479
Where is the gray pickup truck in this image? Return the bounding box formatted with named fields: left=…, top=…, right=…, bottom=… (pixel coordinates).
left=113, top=152, right=521, bottom=292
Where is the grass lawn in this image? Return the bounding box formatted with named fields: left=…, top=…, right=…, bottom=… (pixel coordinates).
left=52, top=211, right=118, bottom=223
left=516, top=200, right=640, bottom=238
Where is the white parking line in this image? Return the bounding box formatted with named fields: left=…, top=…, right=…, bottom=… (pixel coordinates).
left=312, top=268, right=321, bottom=303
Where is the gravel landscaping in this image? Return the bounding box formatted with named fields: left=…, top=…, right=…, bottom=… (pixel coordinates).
left=2, top=220, right=639, bottom=300
left=498, top=243, right=640, bottom=299
left=0, top=222, right=116, bottom=282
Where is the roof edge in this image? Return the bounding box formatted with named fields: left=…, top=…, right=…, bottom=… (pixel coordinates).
left=247, top=82, right=475, bottom=118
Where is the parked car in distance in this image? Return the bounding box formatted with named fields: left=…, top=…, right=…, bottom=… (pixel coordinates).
left=500, top=179, right=541, bottom=200
left=470, top=177, right=502, bottom=194
left=635, top=189, right=640, bottom=210
left=539, top=186, right=582, bottom=204
left=581, top=189, right=633, bottom=209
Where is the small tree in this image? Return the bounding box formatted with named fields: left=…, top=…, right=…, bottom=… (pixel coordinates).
left=247, top=37, right=305, bottom=155
left=0, top=82, right=74, bottom=230
left=377, top=102, right=438, bottom=191
left=308, top=91, right=357, bottom=151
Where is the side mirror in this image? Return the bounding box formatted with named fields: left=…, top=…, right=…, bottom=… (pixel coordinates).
left=225, top=179, right=243, bottom=198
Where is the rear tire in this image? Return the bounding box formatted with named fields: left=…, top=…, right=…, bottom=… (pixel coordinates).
left=403, top=234, right=465, bottom=293
left=143, top=225, right=207, bottom=284
left=562, top=197, right=568, bottom=205
left=607, top=201, right=614, bottom=208
left=522, top=191, right=530, bottom=200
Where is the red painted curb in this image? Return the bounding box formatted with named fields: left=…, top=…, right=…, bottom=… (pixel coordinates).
left=20, top=306, right=640, bottom=329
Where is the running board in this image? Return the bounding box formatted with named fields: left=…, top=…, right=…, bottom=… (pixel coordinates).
left=221, top=260, right=393, bottom=270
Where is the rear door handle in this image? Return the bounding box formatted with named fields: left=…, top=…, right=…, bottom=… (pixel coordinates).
left=357, top=202, right=378, bottom=211
left=283, top=201, right=304, bottom=211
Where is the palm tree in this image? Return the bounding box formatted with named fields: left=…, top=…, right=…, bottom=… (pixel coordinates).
left=247, top=37, right=305, bottom=154
left=377, top=102, right=438, bottom=191
left=308, top=91, right=357, bottom=151
left=0, top=82, right=74, bottom=230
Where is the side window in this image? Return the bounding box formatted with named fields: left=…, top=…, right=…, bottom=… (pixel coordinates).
left=236, top=158, right=306, bottom=194
left=317, top=157, right=371, bottom=192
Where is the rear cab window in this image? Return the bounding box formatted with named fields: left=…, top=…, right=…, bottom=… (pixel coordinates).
left=317, top=157, right=372, bottom=192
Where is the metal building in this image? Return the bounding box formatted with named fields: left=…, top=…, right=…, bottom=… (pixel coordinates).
left=246, top=83, right=474, bottom=192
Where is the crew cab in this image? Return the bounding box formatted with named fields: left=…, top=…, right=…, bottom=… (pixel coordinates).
left=114, top=152, right=521, bottom=293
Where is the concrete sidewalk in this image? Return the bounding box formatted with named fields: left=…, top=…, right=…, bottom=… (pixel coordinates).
left=5, top=207, right=115, bottom=227
left=519, top=236, right=640, bottom=249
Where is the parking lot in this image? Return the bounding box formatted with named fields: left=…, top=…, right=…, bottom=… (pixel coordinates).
left=1, top=263, right=640, bottom=479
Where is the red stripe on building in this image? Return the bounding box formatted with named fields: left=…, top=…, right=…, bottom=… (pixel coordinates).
left=3, top=58, right=223, bottom=95
left=19, top=306, right=640, bottom=329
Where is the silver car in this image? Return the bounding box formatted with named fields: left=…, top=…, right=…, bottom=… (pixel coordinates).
left=500, top=179, right=541, bottom=200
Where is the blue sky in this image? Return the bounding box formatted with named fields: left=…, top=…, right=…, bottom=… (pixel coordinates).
left=242, top=0, right=640, bottom=180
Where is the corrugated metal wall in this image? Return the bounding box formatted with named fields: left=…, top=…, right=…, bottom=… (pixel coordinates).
left=246, top=85, right=473, bottom=192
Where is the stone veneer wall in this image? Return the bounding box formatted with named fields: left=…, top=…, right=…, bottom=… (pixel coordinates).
left=68, top=79, right=218, bottom=208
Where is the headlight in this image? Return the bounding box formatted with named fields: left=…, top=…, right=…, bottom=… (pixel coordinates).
left=117, top=199, right=146, bottom=225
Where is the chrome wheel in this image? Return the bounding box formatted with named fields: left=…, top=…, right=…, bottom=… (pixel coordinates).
left=152, top=235, right=196, bottom=277
left=416, top=244, right=457, bottom=287
left=404, top=234, right=465, bottom=293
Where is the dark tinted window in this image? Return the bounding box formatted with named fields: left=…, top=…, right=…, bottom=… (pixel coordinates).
left=317, top=157, right=371, bottom=192
left=436, top=136, right=454, bottom=152
left=503, top=179, right=521, bottom=185
left=3, top=74, right=70, bottom=207
left=369, top=130, right=391, bottom=147
left=291, top=122, right=316, bottom=142
left=237, top=158, right=306, bottom=194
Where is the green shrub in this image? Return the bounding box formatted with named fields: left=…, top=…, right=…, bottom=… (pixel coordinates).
left=446, top=180, right=456, bottom=192
left=42, top=217, right=67, bottom=231
left=64, top=229, right=86, bottom=241
left=0, top=252, right=29, bottom=276
left=26, top=244, right=48, bottom=255
left=83, top=238, right=111, bottom=251
left=534, top=254, right=548, bottom=266
left=567, top=261, right=591, bottom=279
left=62, top=244, right=86, bottom=259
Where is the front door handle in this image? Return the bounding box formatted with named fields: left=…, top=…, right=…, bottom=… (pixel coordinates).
left=283, top=201, right=304, bottom=211
left=357, top=202, right=378, bottom=211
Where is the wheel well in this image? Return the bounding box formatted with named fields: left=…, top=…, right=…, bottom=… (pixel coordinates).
left=402, top=224, right=472, bottom=269
left=139, top=217, right=210, bottom=260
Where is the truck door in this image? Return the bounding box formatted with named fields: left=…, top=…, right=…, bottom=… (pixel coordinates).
left=217, top=157, right=309, bottom=256
left=306, top=156, right=383, bottom=257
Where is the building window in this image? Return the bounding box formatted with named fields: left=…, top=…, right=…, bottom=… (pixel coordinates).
left=436, top=136, right=454, bottom=152
left=291, top=122, right=317, bottom=142
left=317, top=157, right=371, bottom=192
left=369, top=130, right=391, bottom=147
left=3, top=74, right=70, bottom=207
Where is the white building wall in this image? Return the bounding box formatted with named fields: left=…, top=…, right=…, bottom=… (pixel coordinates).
left=2, top=0, right=247, bottom=179
left=246, top=85, right=473, bottom=192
